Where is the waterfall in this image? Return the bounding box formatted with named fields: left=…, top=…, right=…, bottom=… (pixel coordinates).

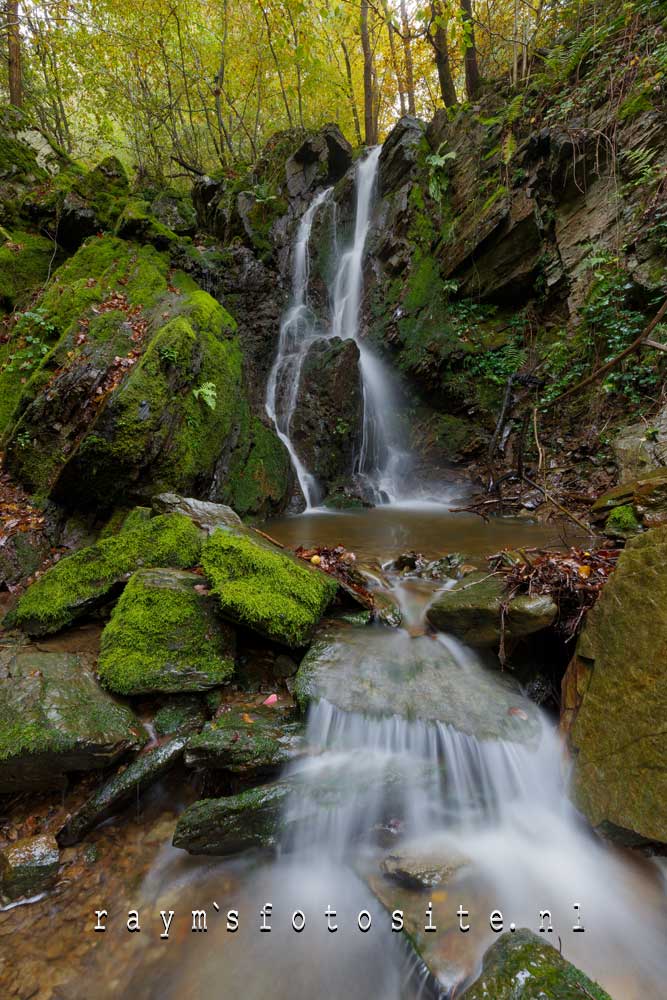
left=266, top=148, right=410, bottom=510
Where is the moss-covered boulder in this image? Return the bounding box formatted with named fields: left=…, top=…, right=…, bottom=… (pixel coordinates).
left=153, top=695, right=206, bottom=737
left=0, top=645, right=145, bottom=792
left=173, top=783, right=288, bottom=855
left=98, top=568, right=235, bottom=695
left=591, top=468, right=667, bottom=534
left=201, top=530, right=338, bottom=647
left=57, top=736, right=187, bottom=846
left=460, top=929, right=610, bottom=999
left=563, top=525, right=667, bottom=846
left=115, top=198, right=180, bottom=250
left=5, top=513, right=202, bottom=637
left=0, top=235, right=289, bottom=516
left=426, top=572, right=556, bottom=647
left=0, top=230, right=56, bottom=311
left=151, top=493, right=242, bottom=531
left=0, top=834, right=60, bottom=902
left=184, top=707, right=304, bottom=778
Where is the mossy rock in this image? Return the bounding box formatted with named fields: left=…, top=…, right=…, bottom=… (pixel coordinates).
left=592, top=469, right=667, bottom=533
left=425, top=571, right=556, bottom=646
left=221, top=416, right=292, bottom=519
left=460, top=929, right=610, bottom=999
left=565, top=525, right=667, bottom=845
left=115, top=198, right=180, bottom=250
left=0, top=834, right=60, bottom=901
left=173, top=783, right=289, bottom=855
left=0, top=230, right=57, bottom=311
left=184, top=707, right=304, bottom=777
left=98, top=568, right=235, bottom=695
left=5, top=513, right=202, bottom=637
left=0, top=644, right=145, bottom=792
left=201, top=530, right=337, bottom=647
left=153, top=695, right=206, bottom=737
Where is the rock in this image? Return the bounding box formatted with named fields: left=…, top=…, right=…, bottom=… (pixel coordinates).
left=115, top=198, right=179, bottom=250
left=380, top=842, right=466, bottom=891
left=0, top=523, right=52, bottom=590
left=294, top=623, right=540, bottom=742
left=460, top=929, right=611, bottom=999
left=151, top=493, right=242, bottom=531
left=0, top=834, right=60, bottom=901
left=184, top=707, right=304, bottom=778
left=0, top=229, right=56, bottom=313
left=591, top=468, right=667, bottom=532
left=379, top=116, right=427, bottom=197
left=149, top=191, right=197, bottom=236
left=57, top=737, right=187, bottom=847
left=290, top=337, right=364, bottom=493
left=373, top=590, right=402, bottom=628
left=201, top=529, right=338, bottom=647
left=0, top=645, right=145, bottom=792
left=425, top=572, right=556, bottom=646
left=97, top=568, right=236, bottom=695
left=153, top=696, right=206, bottom=737
left=613, top=406, right=667, bottom=482
left=5, top=513, right=202, bottom=637
left=173, top=783, right=288, bottom=855
left=563, top=525, right=667, bottom=846
left=285, top=124, right=352, bottom=200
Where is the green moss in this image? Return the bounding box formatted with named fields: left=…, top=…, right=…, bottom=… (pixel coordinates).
left=224, top=416, right=291, bottom=518
left=98, top=568, right=235, bottom=695
left=115, top=198, right=180, bottom=250
left=0, top=231, right=55, bottom=311
left=22, top=154, right=129, bottom=235
left=201, top=530, right=337, bottom=647
left=154, top=696, right=205, bottom=736
left=605, top=503, right=641, bottom=536
left=5, top=513, right=202, bottom=636
left=99, top=506, right=152, bottom=539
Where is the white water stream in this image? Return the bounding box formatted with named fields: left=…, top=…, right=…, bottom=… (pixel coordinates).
left=266, top=148, right=411, bottom=509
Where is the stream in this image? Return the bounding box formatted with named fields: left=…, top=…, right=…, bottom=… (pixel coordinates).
left=3, top=507, right=667, bottom=1000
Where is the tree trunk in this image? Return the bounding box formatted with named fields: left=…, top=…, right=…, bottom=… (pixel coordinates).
left=342, top=38, right=363, bottom=146
left=399, top=0, right=415, bottom=115
left=7, top=0, right=23, bottom=109
left=382, top=1, right=406, bottom=116
left=429, top=2, right=457, bottom=108
left=460, top=0, right=481, bottom=100
left=360, top=0, right=376, bottom=144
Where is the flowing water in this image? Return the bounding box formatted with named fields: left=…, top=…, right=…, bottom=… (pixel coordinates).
left=266, top=148, right=411, bottom=508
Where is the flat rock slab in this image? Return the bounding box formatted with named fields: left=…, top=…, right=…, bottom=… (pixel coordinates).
left=0, top=644, right=145, bottom=792
left=185, top=707, right=304, bottom=777
left=426, top=572, right=556, bottom=647
left=0, top=834, right=60, bottom=901
left=151, top=493, right=242, bottom=532
left=97, top=568, right=235, bottom=695
left=58, top=737, right=186, bottom=846
left=294, top=624, right=540, bottom=742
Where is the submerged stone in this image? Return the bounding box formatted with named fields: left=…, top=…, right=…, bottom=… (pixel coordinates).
left=57, top=737, right=187, bottom=847
left=201, top=530, right=338, bottom=648
left=380, top=842, right=467, bottom=891
left=97, top=568, right=235, bottom=695
left=4, top=513, right=202, bottom=637
left=0, top=834, right=60, bottom=902
left=184, top=707, right=304, bottom=778
left=564, top=525, right=667, bottom=846
left=0, top=645, right=144, bottom=792
left=425, top=571, right=556, bottom=647
left=460, top=929, right=611, bottom=999
left=294, top=624, right=540, bottom=742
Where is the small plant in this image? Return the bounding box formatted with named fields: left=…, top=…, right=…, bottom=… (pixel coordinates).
left=2, top=308, right=56, bottom=375
left=425, top=144, right=457, bottom=202
left=158, top=343, right=179, bottom=364
left=14, top=429, right=32, bottom=450
left=192, top=381, right=217, bottom=410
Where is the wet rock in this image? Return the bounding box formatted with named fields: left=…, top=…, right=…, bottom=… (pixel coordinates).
left=380, top=843, right=466, bottom=891
left=373, top=591, right=402, bottom=628
left=173, top=783, right=288, bottom=855
left=460, top=929, right=611, bottom=999
left=151, top=493, right=242, bottom=531
left=153, top=696, right=206, bottom=737
left=98, top=568, right=236, bottom=695
left=290, top=337, right=364, bottom=493
left=564, top=525, right=667, bottom=846
left=425, top=572, right=556, bottom=647
left=201, top=530, right=337, bottom=648
left=294, top=623, right=540, bottom=742
left=591, top=468, right=667, bottom=532
left=0, top=645, right=145, bottom=792
left=285, top=125, right=352, bottom=200
left=184, top=707, right=304, bottom=778
left=612, top=405, right=667, bottom=482
left=4, top=513, right=202, bottom=637
left=0, top=524, right=52, bottom=591
left=0, top=834, right=60, bottom=901
left=379, top=116, right=427, bottom=197
left=57, top=737, right=187, bottom=847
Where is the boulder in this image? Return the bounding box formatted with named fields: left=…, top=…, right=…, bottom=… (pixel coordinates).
left=0, top=229, right=56, bottom=312
left=97, top=568, right=236, bottom=695
left=5, top=513, right=202, bottom=637
left=460, top=929, right=611, bottom=999
left=380, top=842, right=467, bottom=891
left=285, top=124, right=352, bottom=200
left=114, top=198, right=179, bottom=250
left=0, top=645, right=145, bottom=792
left=591, top=468, right=667, bottom=532
left=563, top=525, right=667, bottom=846
left=294, top=623, right=540, bottom=742
left=57, top=737, right=187, bottom=846
left=290, top=336, right=364, bottom=493
left=153, top=696, right=206, bottom=737
left=173, top=783, right=288, bottom=855
left=184, top=707, right=304, bottom=778
left=149, top=191, right=197, bottom=236
left=201, top=530, right=338, bottom=647
left=0, top=834, right=60, bottom=901
left=379, top=116, right=427, bottom=197
left=612, top=405, right=667, bottom=482
left=426, top=572, right=556, bottom=646
left=151, top=493, right=242, bottom=531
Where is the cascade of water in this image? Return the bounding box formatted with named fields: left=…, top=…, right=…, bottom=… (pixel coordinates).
left=267, top=147, right=411, bottom=508
left=265, top=187, right=333, bottom=509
